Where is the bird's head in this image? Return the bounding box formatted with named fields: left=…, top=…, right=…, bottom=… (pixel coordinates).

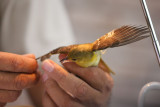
left=60, top=49, right=94, bottom=63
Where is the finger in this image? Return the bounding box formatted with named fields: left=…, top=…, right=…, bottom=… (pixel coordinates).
left=23, top=54, right=36, bottom=59
left=42, top=60, right=101, bottom=102
left=44, top=78, right=84, bottom=107
left=42, top=91, right=57, bottom=107
left=0, top=71, right=39, bottom=90
left=59, top=54, right=113, bottom=92
left=0, top=102, right=6, bottom=107
left=0, top=90, right=21, bottom=103
left=0, top=52, right=37, bottom=73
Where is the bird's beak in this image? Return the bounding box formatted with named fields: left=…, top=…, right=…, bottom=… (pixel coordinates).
left=60, top=56, right=69, bottom=63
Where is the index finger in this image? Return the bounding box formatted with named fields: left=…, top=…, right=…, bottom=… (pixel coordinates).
left=0, top=52, right=37, bottom=73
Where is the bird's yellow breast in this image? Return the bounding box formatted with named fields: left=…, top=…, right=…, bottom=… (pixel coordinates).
left=75, top=51, right=101, bottom=67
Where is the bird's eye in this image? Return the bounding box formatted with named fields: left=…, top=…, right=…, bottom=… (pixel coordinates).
left=72, top=59, right=76, bottom=61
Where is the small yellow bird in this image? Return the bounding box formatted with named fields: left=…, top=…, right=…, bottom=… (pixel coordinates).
left=37, top=25, right=150, bottom=74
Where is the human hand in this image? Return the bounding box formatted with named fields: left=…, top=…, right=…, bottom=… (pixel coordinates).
left=0, top=52, right=39, bottom=106
left=41, top=54, right=113, bottom=107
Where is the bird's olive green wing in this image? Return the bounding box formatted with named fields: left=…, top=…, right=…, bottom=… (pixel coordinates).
left=36, top=45, right=77, bottom=61
left=92, top=25, right=150, bottom=51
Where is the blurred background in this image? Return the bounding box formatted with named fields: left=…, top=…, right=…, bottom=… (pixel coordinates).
left=4, top=0, right=160, bottom=107
left=64, top=0, right=160, bottom=107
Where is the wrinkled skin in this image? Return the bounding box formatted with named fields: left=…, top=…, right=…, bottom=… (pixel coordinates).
left=42, top=54, right=113, bottom=107
left=0, top=52, right=39, bottom=107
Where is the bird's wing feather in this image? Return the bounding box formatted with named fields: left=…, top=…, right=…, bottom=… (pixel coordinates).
left=37, top=25, right=150, bottom=61
left=92, top=25, right=150, bottom=51
left=36, top=45, right=77, bottom=61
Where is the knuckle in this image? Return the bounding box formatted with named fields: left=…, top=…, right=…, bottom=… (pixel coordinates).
left=45, top=79, right=55, bottom=89
left=56, top=72, right=67, bottom=83
left=86, top=67, right=98, bottom=77
left=0, top=95, right=7, bottom=102
left=74, top=82, right=87, bottom=99
left=14, top=74, right=28, bottom=90
left=0, top=103, right=6, bottom=107
left=0, top=91, right=21, bottom=102
left=90, top=69, right=98, bottom=77
left=8, top=91, right=21, bottom=102
left=95, top=93, right=110, bottom=107
left=29, top=59, right=37, bottom=72
left=95, top=99, right=106, bottom=107
left=61, top=99, right=77, bottom=107
left=11, top=57, right=24, bottom=72
left=104, top=75, right=114, bottom=92
left=61, top=99, right=72, bottom=107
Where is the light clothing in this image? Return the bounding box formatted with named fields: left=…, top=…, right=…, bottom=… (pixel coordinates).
left=0, top=0, right=75, bottom=106
left=0, top=0, right=75, bottom=55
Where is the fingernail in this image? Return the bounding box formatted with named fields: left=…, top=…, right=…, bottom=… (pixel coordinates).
left=61, top=60, right=72, bottom=64
left=42, top=73, right=48, bottom=82
left=42, top=60, right=54, bottom=72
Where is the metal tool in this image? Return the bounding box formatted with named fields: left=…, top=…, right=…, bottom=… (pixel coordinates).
left=138, top=82, right=160, bottom=107
left=138, top=0, right=160, bottom=107
left=140, top=0, right=160, bottom=65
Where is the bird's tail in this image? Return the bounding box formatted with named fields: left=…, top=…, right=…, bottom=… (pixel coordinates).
left=98, top=58, right=115, bottom=75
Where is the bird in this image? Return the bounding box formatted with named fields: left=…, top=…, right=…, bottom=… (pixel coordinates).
left=36, top=25, right=150, bottom=74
